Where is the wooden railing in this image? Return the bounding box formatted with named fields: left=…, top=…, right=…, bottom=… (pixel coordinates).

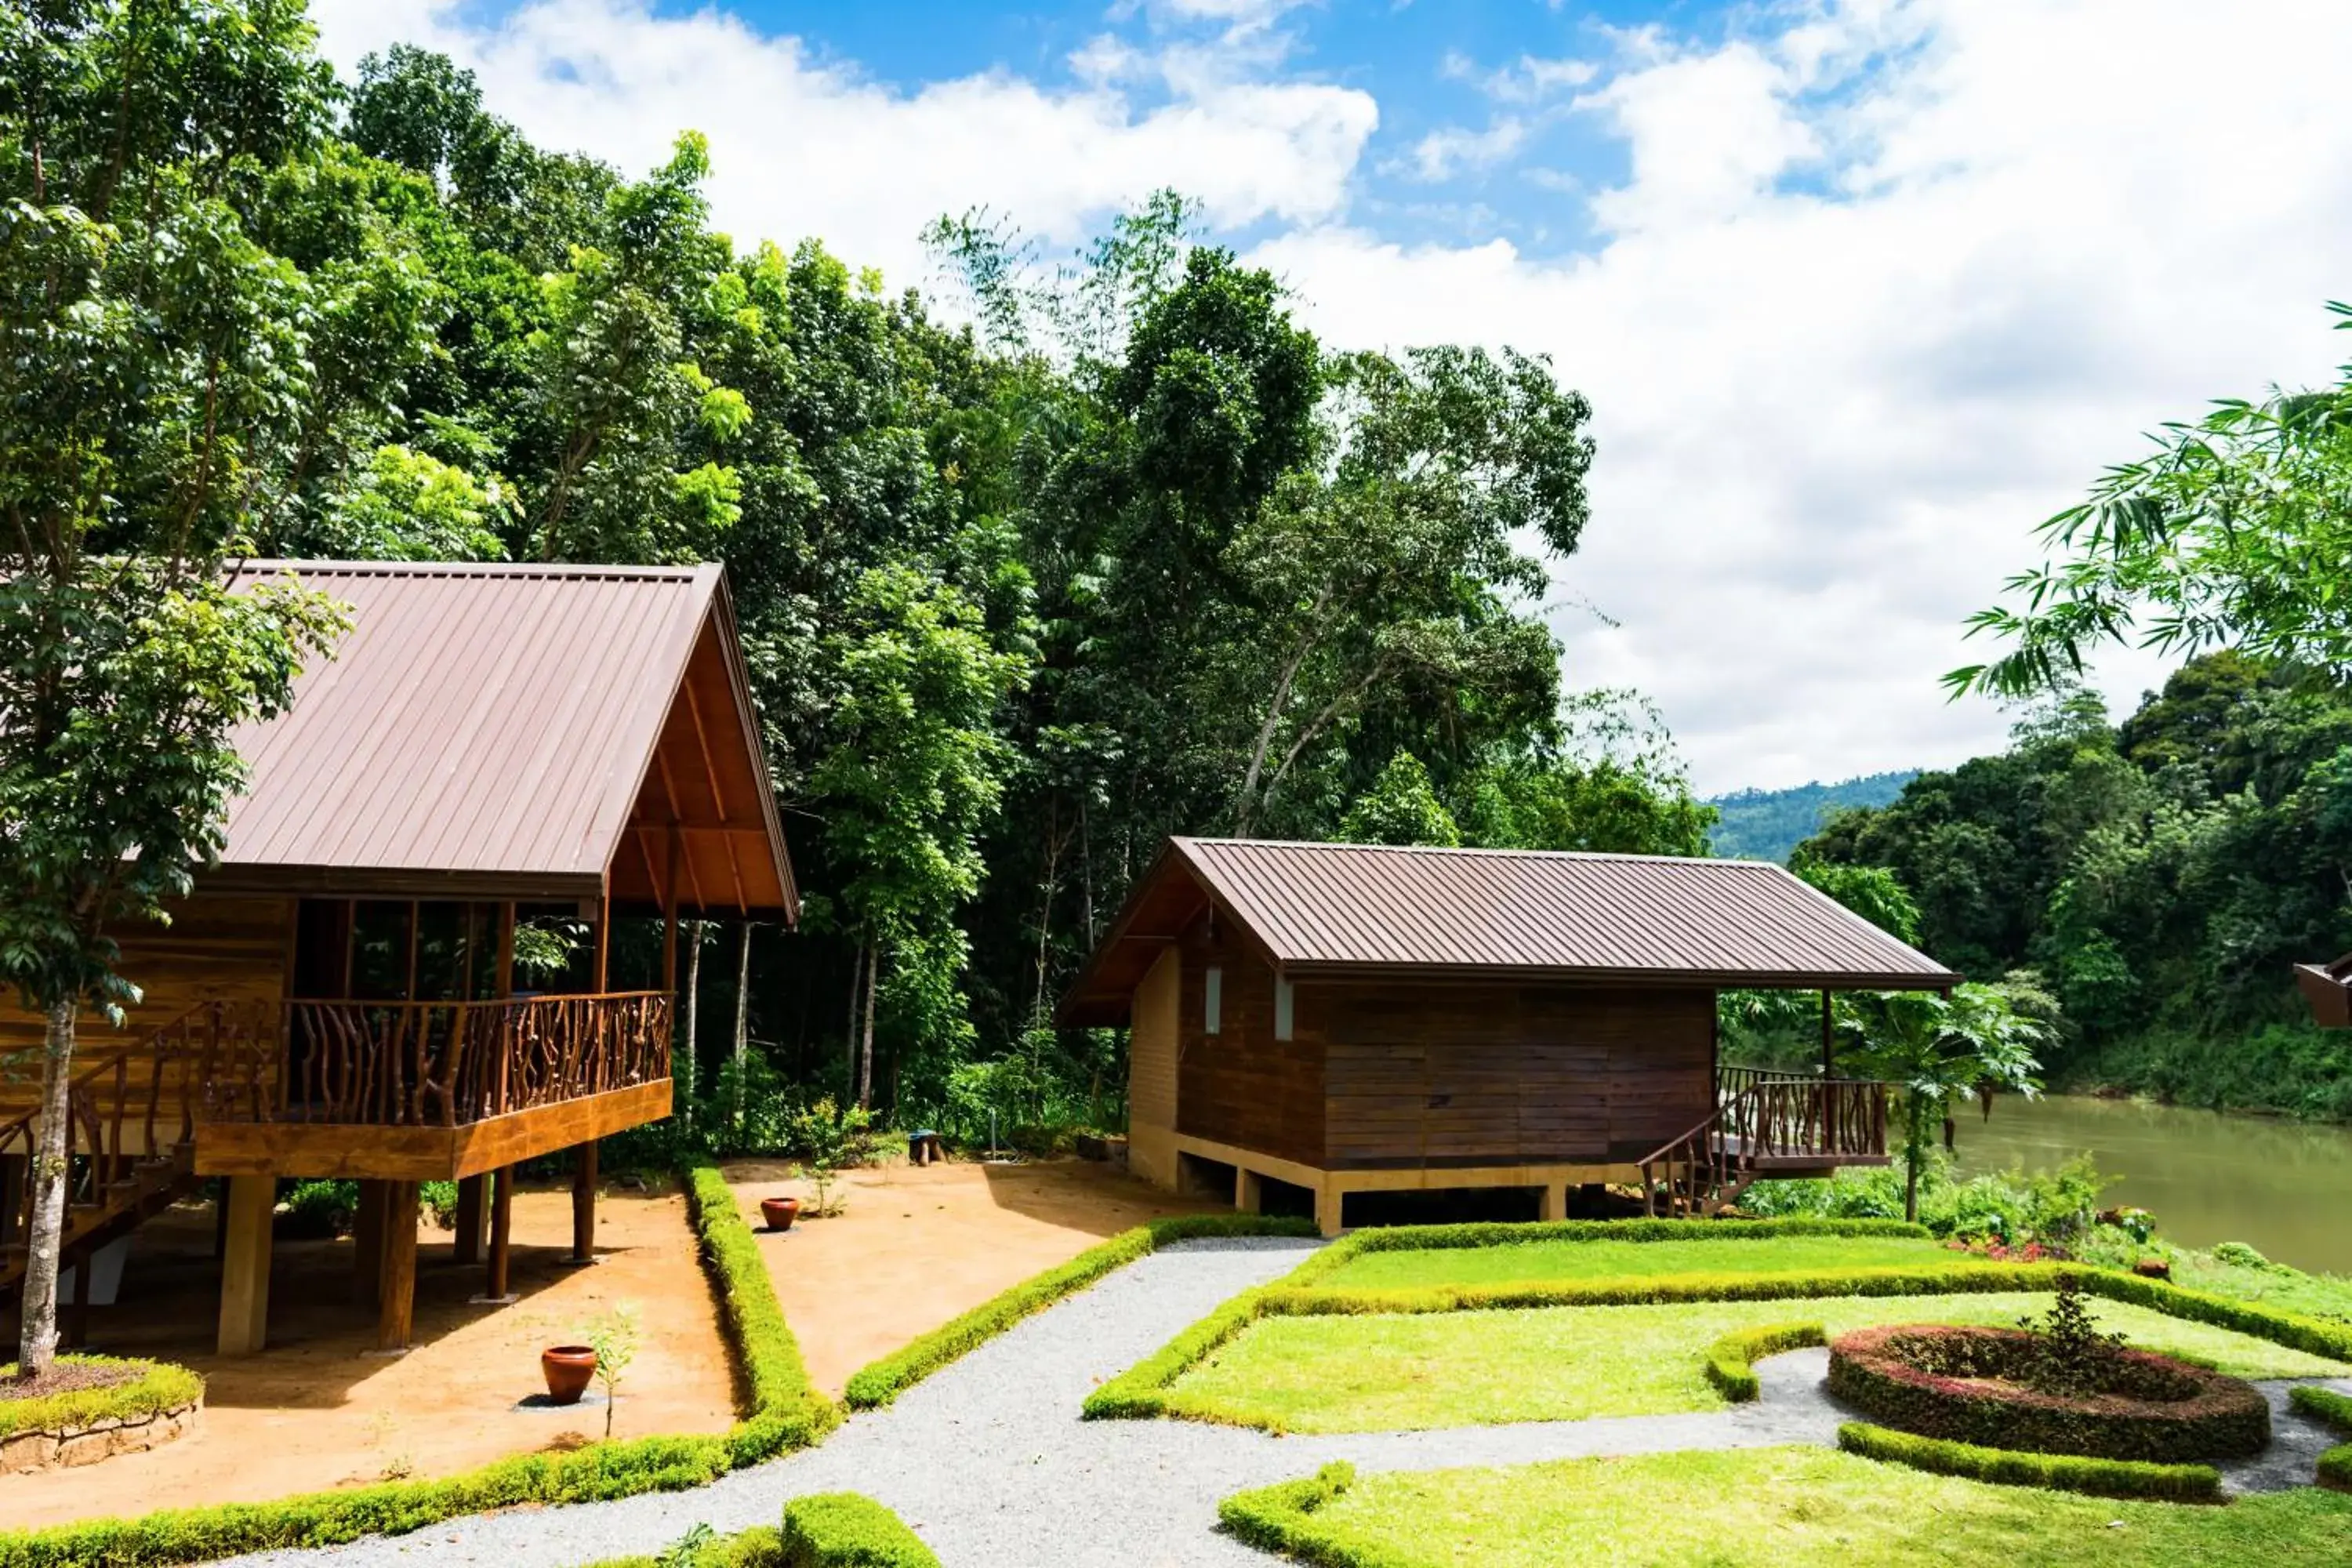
left=1, top=1014, right=212, bottom=1252
left=192, top=993, right=673, bottom=1129
left=1637, top=1066, right=1889, bottom=1217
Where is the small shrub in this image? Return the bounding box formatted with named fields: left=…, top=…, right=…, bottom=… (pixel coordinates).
left=1838, top=1421, right=2225, bottom=1503
left=776, top=1494, right=938, bottom=1568
left=2212, top=1241, right=2273, bottom=1270
left=586, top=1303, right=643, bottom=1442
left=0, top=1356, right=204, bottom=1439
left=2014, top=1274, right=2128, bottom=1396
left=419, top=1181, right=460, bottom=1230
left=1703, top=1323, right=1824, bottom=1403
left=277, top=1178, right=358, bottom=1240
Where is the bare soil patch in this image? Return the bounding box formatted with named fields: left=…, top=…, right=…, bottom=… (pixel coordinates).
left=723, top=1156, right=1221, bottom=1394
left=0, top=1361, right=136, bottom=1403
left=0, top=1180, right=735, bottom=1529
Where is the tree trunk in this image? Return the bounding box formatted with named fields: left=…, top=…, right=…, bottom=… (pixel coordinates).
left=680, top=919, right=704, bottom=1134
left=1904, top=1094, right=1926, bottom=1225
left=844, top=940, right=864, bottom=1098
left=16, top=1000, right=76, bottom=1379
left=858, top=942, right=878, bottom=1110
left=731, top=921, right=753, bottom=1132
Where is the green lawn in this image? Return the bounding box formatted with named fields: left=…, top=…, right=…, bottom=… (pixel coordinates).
left=1318, top=1234, right=1955, bottom=1290
left=1225, top=1446, right=2352, bottom=1568
left=1167, top=1292, right=2351, bottom=1432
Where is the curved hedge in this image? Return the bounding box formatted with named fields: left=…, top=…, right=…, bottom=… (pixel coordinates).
left=844, top=1213, right=1315, bottom=1410
left=1827, top=1324, right=2270, bottom=1463
left=0, top=1356, right=203, bottom=1440
left=1837, top=1421, right=2225, bottom=1503
left=2292, top=1385, right=2352, bottom=1494
left=1702, top=1323, right=1824, bottom=1403
left=778, top=1494, right=939, bottom=1567
left=1217, top=1462, right=1360, bottom=1557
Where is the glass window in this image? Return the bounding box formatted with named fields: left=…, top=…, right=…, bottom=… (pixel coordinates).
left=1275, top=977, right=1294, bottom=1041
left=1204, top=965, right=1223, bottom=1035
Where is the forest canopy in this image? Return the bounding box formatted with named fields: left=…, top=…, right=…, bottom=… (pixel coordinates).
left=0, top=5, right=1719, bottom=1145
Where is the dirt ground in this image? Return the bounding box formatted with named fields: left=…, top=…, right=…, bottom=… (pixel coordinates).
left=0, top=1181, right=735, bottom=1528
left=723, top=1156, right=1221, bottom=1394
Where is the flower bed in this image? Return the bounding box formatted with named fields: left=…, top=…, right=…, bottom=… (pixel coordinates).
left=0, top=1357, right=205, bottom=1475
left=1826, top=1324, right=2270, bottom=1462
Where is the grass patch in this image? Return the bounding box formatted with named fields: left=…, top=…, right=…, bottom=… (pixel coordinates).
left=1318, top=1234, right=1950, bottom=1291
left=1165, top=1291, right=2347, bottom=1434
left=1218, top=1446, right=2352, bottom=1567
left=0, top=1357, right=202, bottom=1439
left=840, top=1213, right=1316, bottom=1410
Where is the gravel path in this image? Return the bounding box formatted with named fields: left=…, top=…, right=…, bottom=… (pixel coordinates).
left=216, top=1240, right=2352, bottom=1568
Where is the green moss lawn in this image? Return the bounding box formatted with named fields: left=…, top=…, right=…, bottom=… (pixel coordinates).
left=1229, top=1446, right=2352, bottom=1567
left=1317, top=1233, right=1955, bottom=1290
left=1168, top=1292, right=2350, bottom=1432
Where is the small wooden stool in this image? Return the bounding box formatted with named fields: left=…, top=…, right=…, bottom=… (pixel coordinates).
left=908, top=1130, right=942, bottom=1166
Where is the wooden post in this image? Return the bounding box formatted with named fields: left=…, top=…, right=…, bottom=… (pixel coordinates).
left=662, top=823, right=683, bottom=993
left=480, top=1164, right=515, bottom=1302
left=571, top=1142, right=598, bottom=1263
left=1315, top=1181, right=1345, bottom=1239
left=452, top=1174, right=487, bottom=1266
left=376, top=1180, right=419, bottom=1352
left=495, top=902, right=517, bottom=996
left=353, top=1178, right=387, bottom=1304
left=1820, top=989, right=1835, bottom=1076
left=593, top=891, right=612, bottom=993
left=217, top=1174, right=274, bottom=1356
left=66, top=1242, right=92, bottom=1349
left=1235, top=1167, right=1263, bottom=1215
left=1539, top=1182, right=1568, bottom=1222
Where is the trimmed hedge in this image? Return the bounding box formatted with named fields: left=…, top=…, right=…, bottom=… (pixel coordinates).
left=0, top=1356, right=204, bottom=1439
left=1325, top=1215, right=1932, bottom=1258
left=0, top=1164, right=833, bottom=1568
left=1827, top=1324, right=2271, bottom=1463
left=1702, top=1323, right=1824, bottom=1403
left=2292, top=1385, right=2352, bottom=1494
left=1217, top=1462, right=1365, bottom=1563
left=778, top=1494, right=940, bottom=1567
left=842, top=1212, right=1315, bottom=1410
left=1837, top=1421, right=2225, bottom=1503
left=1271, top=1259, right=2060, bottom=1318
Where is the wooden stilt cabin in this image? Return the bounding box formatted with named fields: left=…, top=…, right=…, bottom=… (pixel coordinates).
left=1058, top=838, right=1958, bottom=1234
left=0, top=561, right=797, bottom=1356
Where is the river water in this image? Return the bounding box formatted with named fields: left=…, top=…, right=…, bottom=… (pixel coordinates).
left=1955, top=1094, right=2352, bottom=1275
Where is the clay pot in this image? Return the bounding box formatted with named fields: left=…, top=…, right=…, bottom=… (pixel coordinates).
left=542, top=1345, right=597, bottom=1406
left=2134, top=1257, right=2173, bottom=1281
left=760, top=1196, right=801, bottom=1232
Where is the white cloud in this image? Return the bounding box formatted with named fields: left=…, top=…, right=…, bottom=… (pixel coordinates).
left=308, top=0, right=1374, bottom=289
left=314, top=0, right=2352, bottom=793
left=1256, top=0, right=2352, bottom=789
left=1399, top=118, right=1530, bottom=182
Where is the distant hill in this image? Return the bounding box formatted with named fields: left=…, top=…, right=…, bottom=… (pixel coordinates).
left=1706, top=771, right=1918, bottom=862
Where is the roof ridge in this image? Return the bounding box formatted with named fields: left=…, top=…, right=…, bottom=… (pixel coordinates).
left=228, top=558, right=709, bottom=582
left=1174, top=835, right=1779, bottom=869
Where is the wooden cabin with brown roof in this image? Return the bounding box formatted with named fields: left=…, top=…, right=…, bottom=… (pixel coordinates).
left=0, top=561, right=796, bottom=1356
left=1058, top=837, right=1958, bottom=1234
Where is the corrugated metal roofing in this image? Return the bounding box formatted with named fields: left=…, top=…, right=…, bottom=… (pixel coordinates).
left=212, top=560, right=786, bottom=905
left=1176, top=838, right=1955, bottom=984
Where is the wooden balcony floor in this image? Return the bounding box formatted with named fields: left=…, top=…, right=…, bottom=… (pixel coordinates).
left=193, top=1080, right=671, bottom=1181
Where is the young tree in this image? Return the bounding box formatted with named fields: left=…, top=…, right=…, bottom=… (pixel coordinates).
left=1340, top=752, right=1461, bottom=847
left=1842, top=983, right=2049, bottom=1222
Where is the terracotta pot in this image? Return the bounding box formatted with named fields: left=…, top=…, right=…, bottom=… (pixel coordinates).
left=542, top=1345, right=597, bottom=1405
left=760, top=1196, right=801, bottom=1232
left=2134, top=1257, right=2173, bottom=1281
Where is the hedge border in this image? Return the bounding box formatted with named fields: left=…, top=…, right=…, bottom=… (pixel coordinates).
left=0, top=1356, right=205, bottom=1441
left=1702, top=1323, right=1824, bottom=1403
left=1837, top=1421, right=2226, bottom=1503
left=0, top=1163, right=833, bottom=1568
left=841, top=1212, right=1316, bottom=1410
left=1216, top=1462, right=1371, bottom=1568
left=2292, top=1385, right=2352, bottom=1493
left=1827, top=1323, right=2271, bottom=1464
left=1088, top=1247, right=2352, bottom=1427
left=779, top=1494, right=941, bottom=1567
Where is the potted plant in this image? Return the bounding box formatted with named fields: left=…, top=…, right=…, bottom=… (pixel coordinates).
left=760, top=1195, right=801, bottom=1232
left=541, top=1343, right=597, bottom=1405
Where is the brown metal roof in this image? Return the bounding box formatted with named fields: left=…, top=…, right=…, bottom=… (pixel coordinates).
left=201, top=561, right=796, bottom=915
left=1058, top=837, right=1958, bottom=1025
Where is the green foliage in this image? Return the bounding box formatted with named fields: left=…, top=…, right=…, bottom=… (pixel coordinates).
left=0, top=1357, right=203, bottom=1439
left=841, top=1212, right=1314, bottom=1409
left=677, top=1163, right=837, bottom=1446
left=1708, top=772, right=1919, bottom=863
left=586, top=1303, right=643, bottom=1441
left=1702, top=1323, right=1825, bottom=1403
left=1339, top=752, right=1460, bottom=847
left=2015, top=1276, right=2129, bottom=1396
left=2294, top=1387, right=2352, bottom=1494
left=419, top=1181, right=460, bottom=1230
left=1838, top=984, right=2050, bottom=1221
left=1217, top=1463, right=1362, bottom=1557
left=278, top=1179, right=361, bottom=1240
left=776, top=1494, right=939, bottom=1568
left=1836, top=1421, right=2224, bottom=1503
left=1741, top=1153, right=2107, bottom=1247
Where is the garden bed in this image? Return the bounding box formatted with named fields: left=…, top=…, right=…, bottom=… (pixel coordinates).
left=0, top=1356, right=204, bottom=1474
left=1826, top=1323, right=2272, bottom=1462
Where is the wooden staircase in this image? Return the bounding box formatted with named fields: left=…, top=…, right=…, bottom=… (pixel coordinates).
left=1, top=1022, right=218, bottom=1330
left=1637, top=1069, right=1891, bottom=1217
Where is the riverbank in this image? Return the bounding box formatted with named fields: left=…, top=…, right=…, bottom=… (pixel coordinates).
left=2057, top=1022, right=2352, bottom=1124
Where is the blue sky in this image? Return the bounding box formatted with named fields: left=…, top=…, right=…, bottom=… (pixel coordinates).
left=315, top=1, right=2352, bottom=792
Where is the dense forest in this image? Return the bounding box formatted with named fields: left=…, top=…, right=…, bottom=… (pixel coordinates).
left=0, top=5, right=1722, bottom=1150
left=1801, top=657, right=2352, bottom=1121
left=1707, top=771, right=1917, bottom=863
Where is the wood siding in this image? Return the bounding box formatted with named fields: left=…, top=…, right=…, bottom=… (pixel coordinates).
left=1174, top=916, right=1325, bottom=1167
left=1126, top=946, right=1181, bottom=1188
left=1316, top=984, right=1714, bottom=1169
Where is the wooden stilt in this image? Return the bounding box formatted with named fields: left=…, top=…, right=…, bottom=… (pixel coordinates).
left=571, top=1142, right=597, bottom=1263
left=217, top=1174, right=274, bottom=1356
left=376, top=1181, right=419, bottom=1352
left=481, top=1164, right=515, bottom=1302
left=66, top=1241, right=92, bottom=1348
left=1234, top=1167, right=1264, bottom=1214
left=452, top=1174, right=487, bottom=1266
left=1, top=1153, right=24, bottom=1247
left=1821, top=989, right=1835, bottom=1076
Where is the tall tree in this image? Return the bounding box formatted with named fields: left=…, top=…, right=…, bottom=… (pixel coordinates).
left=1842, top=983, right=2049, bottom=1221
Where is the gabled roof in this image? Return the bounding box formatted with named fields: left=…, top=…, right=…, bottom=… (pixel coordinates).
left=1058, top=837, right=1958, bottom=1025
left=201, top=560, right=797, bottom=916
